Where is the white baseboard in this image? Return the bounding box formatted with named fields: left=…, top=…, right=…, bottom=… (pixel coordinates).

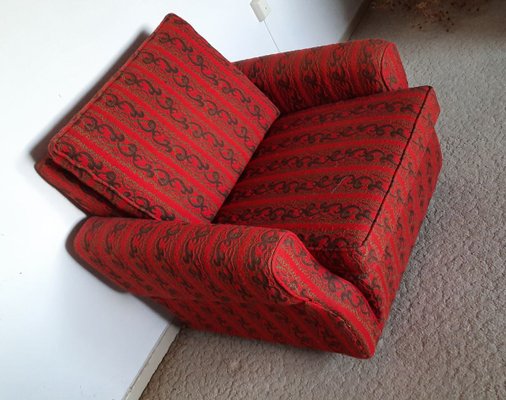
left=123, top=323, right=180, bottom=400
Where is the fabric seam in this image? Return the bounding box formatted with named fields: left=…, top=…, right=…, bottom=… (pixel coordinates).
left=359, top=86, right=433, bottom=248
left=300, top=87, right=433, bottom=254
left=379, top=42, right=392, bottom=89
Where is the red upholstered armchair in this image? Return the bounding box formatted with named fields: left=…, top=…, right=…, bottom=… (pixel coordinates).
left=36, top=14, right=442, bottom=358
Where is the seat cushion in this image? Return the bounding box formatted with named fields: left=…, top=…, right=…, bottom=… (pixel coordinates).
left=47, top=14, right=279, bottom=222
left=215, top=86, right=442, bottom=321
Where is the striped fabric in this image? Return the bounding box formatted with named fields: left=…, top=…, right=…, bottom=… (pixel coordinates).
left=74, top=217, right=381, bottom=358
left=35, top=155, right=124, bottom=217
left=35, top=18, right=444, bottom=357
left=234, top=39, right=408, bottom=114
left=47, top=14, right=279, bottom=223
left=216, top=86, right=442, bottom=321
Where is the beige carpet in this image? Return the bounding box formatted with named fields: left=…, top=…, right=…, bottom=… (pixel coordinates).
left=141, top=2, right=506, bottom=399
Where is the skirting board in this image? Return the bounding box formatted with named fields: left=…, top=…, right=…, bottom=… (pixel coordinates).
left=123, top=323, right=180, bottom=400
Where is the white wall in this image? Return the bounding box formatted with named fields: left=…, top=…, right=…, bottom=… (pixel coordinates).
left=0, top=1, right=366, bottom=399
left=266, top=0, right=365, bottom=52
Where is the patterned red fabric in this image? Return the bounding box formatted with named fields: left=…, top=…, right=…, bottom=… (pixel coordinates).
left=216, top=86, right=442, bottom=322
left=74, top=217, right=381, bottom=358
left=47, top=14, right=279, bottom=223
left=234, top=39, right=408, bottom=114
left=35, top=155, right=123, bottom=217
left=36, top=20, right=443, bottom=356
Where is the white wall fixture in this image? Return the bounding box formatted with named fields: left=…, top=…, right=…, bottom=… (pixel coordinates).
left=250, top=0, right=272, bottom=22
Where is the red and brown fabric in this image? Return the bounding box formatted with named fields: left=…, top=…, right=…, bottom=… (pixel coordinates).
left=36, top=155, right=124, bottom=217
left=46, top=14, right=279, bottom=223
left=35, top=13, right=443, bottom=358
left=74, top=217, right=381, bottom=358
left=216, top=86, right=442, bottom=322
left=234, top=39, right=408, bottom=114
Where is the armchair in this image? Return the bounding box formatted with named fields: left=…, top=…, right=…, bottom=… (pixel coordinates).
left=37, top=14, right=442, bottom=358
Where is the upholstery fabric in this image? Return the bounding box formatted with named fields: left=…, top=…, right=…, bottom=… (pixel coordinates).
left=47, top=13, right=279, bottom=223
left=234, top=39, right=408, bottom=114
left=35, top=17, right=443, bottom=357
left=74, top=217, right=381, bottom=358
left=215, top=86, right=442, bottom=321
left=36, top=155, right=124, bottom=217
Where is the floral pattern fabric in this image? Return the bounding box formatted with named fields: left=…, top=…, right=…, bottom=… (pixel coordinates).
left=35, top=15, right=443, bottom=357
left=46, top=14, right=279, bottom=223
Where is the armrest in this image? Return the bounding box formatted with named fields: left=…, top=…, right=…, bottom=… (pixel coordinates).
left=75, top=217, right=292, bottom=303
left=74, top=217, right=380, bottom=357
left=234, top=39, right=408, bottom=114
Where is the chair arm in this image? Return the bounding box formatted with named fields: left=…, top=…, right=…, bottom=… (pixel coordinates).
left=74, top=217, right=292, bottom=303
left=74, top=217, right=380, bottom=357
left=234, top=39, right=408, bottom=114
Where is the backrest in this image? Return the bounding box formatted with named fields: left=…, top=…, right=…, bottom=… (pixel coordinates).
left=47, top=14, right=279, bottom=222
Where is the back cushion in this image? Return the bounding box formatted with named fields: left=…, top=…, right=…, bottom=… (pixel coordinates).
left=48, top=14, right=279, bottom=222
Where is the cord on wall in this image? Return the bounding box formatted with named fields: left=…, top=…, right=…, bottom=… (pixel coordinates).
left=250, top=0, right=279, bottom=53
left=264, top=19, right=280, bottom=52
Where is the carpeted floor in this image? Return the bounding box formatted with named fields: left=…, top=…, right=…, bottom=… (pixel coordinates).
left=140, top=2, right=506, bottom=399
